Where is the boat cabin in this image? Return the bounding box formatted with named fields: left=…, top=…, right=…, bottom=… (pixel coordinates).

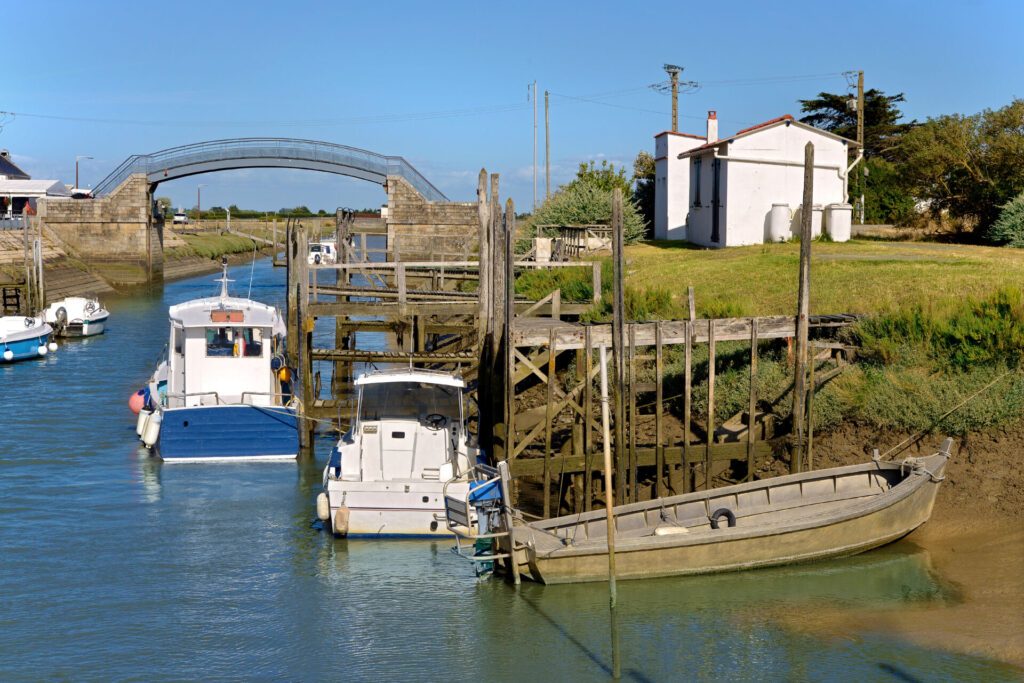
left=335, top=370, right=470, bottom=483
left=165, top=293, right=285, bottom=408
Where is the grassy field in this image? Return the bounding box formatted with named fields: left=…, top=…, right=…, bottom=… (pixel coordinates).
left=626, top=239, right=1024, bottom=318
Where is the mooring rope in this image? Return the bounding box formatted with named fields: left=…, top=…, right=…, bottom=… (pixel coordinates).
left=880, top=368, right=1017, bottom=460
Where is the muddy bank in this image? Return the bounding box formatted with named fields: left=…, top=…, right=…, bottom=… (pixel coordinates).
left=778, top=426, right=1024, bottom=669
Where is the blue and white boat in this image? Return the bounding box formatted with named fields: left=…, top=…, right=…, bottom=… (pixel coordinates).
left=0, top=315, right=56, bottom=363
left=133, top=260, right=298, bottom=462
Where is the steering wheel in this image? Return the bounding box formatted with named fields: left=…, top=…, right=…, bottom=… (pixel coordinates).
left=424, top=413, right=447, bottom=431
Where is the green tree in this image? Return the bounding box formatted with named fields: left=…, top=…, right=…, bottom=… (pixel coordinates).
left=567, top=160, right=632, bottom=197
left=799, top=89, right=915, bottom=160
left=899, top=99, right=1024, bottom=233
left=632, top=151, right=656, bottom=238
left=155, top=196, right=173, bottom=215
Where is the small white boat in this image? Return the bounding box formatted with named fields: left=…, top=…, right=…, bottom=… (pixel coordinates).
left=130, top=259, right=298, bottom=462
left=43, top=296, right=110, bottom=337
left=308, top=240, right=338, bottom=265
left=0, top=315, right=56, bottom=362
left=317, top=368, right=477, bottom=537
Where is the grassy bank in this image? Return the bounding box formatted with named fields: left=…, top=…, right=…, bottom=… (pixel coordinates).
left=167, top=232, right=263, bottom=260
left=516, top=239, right=1024, bottom=437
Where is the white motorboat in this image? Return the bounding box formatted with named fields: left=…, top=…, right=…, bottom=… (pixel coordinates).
left=308, top=240, right=338, bottom=265
left=130, top=258, right=298, bottom=462
left=317, top=368, right=476, bottom=537
left=43, top=296, right=110, bottom=337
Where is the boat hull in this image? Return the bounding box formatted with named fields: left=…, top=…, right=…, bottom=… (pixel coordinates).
left=0, top=323, right=52, bottom=363
left=65, top=314, right=108, bottom=337
left=157, top=404, right=298, bottom=462
left=510, top=452, right=949, bottom=584
left=326, top=481, right=469, bottom=537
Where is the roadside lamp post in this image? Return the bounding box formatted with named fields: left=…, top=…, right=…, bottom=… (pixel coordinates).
left=75, top=155, right=93, bottom=189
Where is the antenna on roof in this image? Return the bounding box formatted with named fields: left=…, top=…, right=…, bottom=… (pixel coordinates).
left=215, top=256, right=234, bottom=300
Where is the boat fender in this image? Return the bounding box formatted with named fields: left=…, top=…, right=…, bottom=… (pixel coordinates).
left=136, top=408, right=153, bottom=437
left=3, top=349, right=13, bottom=361
left=316, top=493, right=330, bottom=521
left=37, top=344, right=48, bottom=356
left=654, top=525, right=689, bottom=536
left=128, top=389, right=146, bottom=415
left=333, top=506, right=350, bottom=537
left=709, top=508, right=737, bottom=530
left=47, top=342, right=58, bottom=352
left=142, top=411, right=162, bottom=449
left=314, top=253, right=322, bottom=265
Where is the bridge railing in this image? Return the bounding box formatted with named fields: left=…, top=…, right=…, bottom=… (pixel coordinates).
left=92, top=138, right=448, bottom=202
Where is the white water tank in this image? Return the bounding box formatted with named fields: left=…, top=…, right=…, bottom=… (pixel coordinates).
left=811, top=205, right=824, bottom=239
left=826, top=203, right=853, bottom=242
left=768, top=204, right=791, bottom=242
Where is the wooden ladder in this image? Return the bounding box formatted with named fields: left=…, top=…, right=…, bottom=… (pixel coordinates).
left=2, top=286, right=23, bottom=315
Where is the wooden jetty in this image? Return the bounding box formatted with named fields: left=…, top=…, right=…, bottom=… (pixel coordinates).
left=282, top=168, right=858, bottom=517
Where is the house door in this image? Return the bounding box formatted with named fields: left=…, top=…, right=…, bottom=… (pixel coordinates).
left=711, top=158, right=721, bottom=244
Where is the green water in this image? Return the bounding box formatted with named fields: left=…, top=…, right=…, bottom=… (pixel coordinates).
left=0, top=260, right=1019, bottom=681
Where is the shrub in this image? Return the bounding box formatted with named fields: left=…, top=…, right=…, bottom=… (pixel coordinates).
left=986, top=192, right=1024, bottom=247
left=532, top=183, right=646, bottom=243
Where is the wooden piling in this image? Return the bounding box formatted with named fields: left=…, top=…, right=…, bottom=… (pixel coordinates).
left=611, top=188, right=627, bottom=505
left=655, top=321, right=664, bottom=498
left=705, top=320, right=716, bottom=490
left=792, top=142, right=814, bottom=473
left=544, top=327, right=556, bottom=518
left=683, top=320, right=693, bottom=493
left=747, top=317, right=759, bottom=481
left=583, top=325, right=594, bottom=511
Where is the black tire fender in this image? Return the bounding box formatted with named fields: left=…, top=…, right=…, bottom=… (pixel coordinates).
left=709, top=507, right=737, bottom=530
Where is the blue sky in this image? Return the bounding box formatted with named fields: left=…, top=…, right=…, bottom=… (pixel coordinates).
left=4, top=0, right=1020, bottom=212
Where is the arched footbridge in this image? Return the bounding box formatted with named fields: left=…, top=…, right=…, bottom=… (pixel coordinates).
left=92, top=138, right=448, bottom=201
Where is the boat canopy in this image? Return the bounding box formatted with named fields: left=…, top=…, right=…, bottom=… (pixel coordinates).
left=355, top=369, right=465, bottom=388
left=168, top=296, right=285, bottom=336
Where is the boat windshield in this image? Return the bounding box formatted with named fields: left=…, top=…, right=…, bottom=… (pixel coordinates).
left=359, top=381, right=460, bottom=422
left=205, top=327, right=265, bottom=358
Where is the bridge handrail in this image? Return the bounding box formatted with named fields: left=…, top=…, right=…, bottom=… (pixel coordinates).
left=92, top=138, right=447, bottom=202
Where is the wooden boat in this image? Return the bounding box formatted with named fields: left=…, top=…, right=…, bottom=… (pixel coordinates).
left=446, top=439, right=953, bottom=584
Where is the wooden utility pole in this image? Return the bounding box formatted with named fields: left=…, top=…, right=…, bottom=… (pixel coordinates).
left=611, top=189, right=627, bottom=503
left=791, top=142, right=814, bottom=473
left=532, top=80, right=538, bottom=212
left=856, top=70, right=866, bottom=225
left=544, top=90, right=551, bottom=201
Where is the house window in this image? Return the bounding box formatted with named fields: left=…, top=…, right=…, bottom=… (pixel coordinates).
left=692, top=157, right=702, bottom=207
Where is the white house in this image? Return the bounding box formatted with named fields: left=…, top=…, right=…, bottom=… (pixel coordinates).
left=654, top=130, right=706, bottom=240
left=656, top=111, right=859, bottom=247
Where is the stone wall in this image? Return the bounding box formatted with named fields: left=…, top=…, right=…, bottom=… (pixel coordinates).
left=37, top=174, right=163, bottom=285
left=385, top=176, right=477, bottom=260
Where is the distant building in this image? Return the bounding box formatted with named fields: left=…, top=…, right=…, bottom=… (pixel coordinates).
left=655, top=112, right=858, bottom=247
left=0, top=150, right=70, bottom=217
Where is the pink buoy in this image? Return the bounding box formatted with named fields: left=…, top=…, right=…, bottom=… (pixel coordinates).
left=128, top=390, right=146, bottom=415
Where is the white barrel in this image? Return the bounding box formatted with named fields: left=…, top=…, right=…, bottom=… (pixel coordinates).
left=316, top=492, right=331, bottom=521
left=142, top=410, right=162, bottom=448
left=811, top=205, right=824, bottom=239
left=826, top=203, right=853, bottom=242
left=136, top=409, right=153, bottom=437
left=768, top=204, right=791, bottom=242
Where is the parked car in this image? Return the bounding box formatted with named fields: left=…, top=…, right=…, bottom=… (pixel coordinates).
left=172, top=212, right=189, bottom=225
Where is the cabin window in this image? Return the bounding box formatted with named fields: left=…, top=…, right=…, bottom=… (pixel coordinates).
left=205, top=327, right=264, bottom=357
left=359, top=382, right=460, bottom=423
